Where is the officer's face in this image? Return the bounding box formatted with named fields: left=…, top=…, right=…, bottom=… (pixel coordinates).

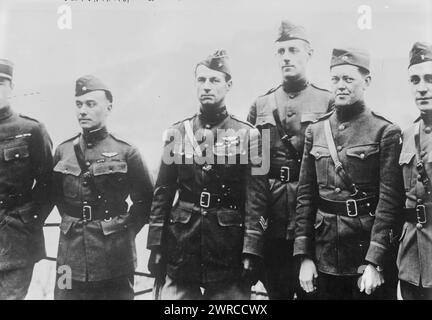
left=276, top=40, right=312, bottom=80
left=330, top=65, right=371, bottom=107
left=75, top=90, right=112, bottom=131
left=0, top=77, right=13, bottom=106
left=195, top=65, right=232, bottom=107
left=408, top=61, right=432, bottom=112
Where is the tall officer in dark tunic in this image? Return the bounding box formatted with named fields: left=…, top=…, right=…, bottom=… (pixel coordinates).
left=397, top=42, right=432, bottom=300
left=247, top=21, right=332, bottom=299
left=53, top=75, right=153, bottom=300
left=0, top=59, right=53, bottom=300
left=294, top=48, right=404, bottom=299
left=147, top=50, right=268, bottom=299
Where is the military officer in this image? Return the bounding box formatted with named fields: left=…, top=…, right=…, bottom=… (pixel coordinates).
left=147, top=50, right=268, bottom=300
left=247, top=21, right=332, bottom=299
left=397, top=42, right=432, bottom=300
left=53, top=75, right=153, bottom=300
left=0, top=59, right=53, bottom=300
left=294, top=47, right=404, bottom=299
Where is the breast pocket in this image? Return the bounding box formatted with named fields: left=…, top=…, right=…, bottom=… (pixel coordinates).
left=345, top=143, right=380, bottom=185
left=399, top=152, right=416, bottom=192
left=3, top=144, right=31, bottom=175
left=255, top=115, right=278, bottom=150
left=92, top=160, right=128, bottom=195
left=53, top=161, right=81, bottom=199
left=310, top=145, right=331, bottom=187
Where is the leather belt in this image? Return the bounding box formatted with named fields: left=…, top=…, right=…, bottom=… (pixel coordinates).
left=179, top=190, right=240, bottom=209
left=64, top=202, right=116, bottom=222
left=268, top=165, right=299, bottom=183
left=318, top=196, right=378, bottom=217
left=403, top=203, right=432, bottom=225
left=0, top=193, right=32, bottom=209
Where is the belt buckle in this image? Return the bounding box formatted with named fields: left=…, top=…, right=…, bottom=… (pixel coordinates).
left=280, top=166, right=290, bottom=183
left=200, top=192, right=211, bottom=208
left=346, top=199, right=358, bottom=217
left=82, top=205, right=92, bottom=221
left=416, top=205, right=427, bottom=224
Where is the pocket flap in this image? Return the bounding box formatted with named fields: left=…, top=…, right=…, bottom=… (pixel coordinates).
left=255, top=114, right=276, bottom=127
left=101, top=215, right=129, bottom=236
left=4, top=145, right=29, bottom=161
left=217, top=209, right=243, bottom=227
left=16, top=203, right=38, bottom=224
left=399, top=152, right=416, bottom=165
left=53, top=161, right=81, bottom=176
left=301, top=112, right=322, bottom=124
left=310, top=145, right=331, bottom=159
left=346, top=144, right=379, bottom=159
left=93, top=161, right=128, bottom=176
left=59, top=216, right=76, bottom=235
left=170, top=204, right=193, bottom=224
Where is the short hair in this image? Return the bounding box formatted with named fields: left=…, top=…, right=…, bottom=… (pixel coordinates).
left=357, top=66, right=370, bottom=77
left=194, top=65, right=231, bottom=82
left=104, top=90, right=113, bottom=103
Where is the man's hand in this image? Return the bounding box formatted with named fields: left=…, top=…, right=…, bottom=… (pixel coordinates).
left=241, top=254, right=260, bottom=286
left=299, top=257, right=318, bottom=293
left=360, top=264, right=384, bottom=295
left=148, top=250, right=166, bottom=280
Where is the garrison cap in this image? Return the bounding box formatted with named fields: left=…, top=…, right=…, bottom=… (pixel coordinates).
left=197, top=50, right=231, bottom=79
left=409, top=42, right=432, bottom=68
left=276, top=20, right=310, bottom=44
left=330, top=47, right=370, bottom=72
left=0, top=59, right=14, bottom=81
left=75, top=75, right=112, bottom=101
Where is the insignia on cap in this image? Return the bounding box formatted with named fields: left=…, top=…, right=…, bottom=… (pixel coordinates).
left=409, top=42, right=432, bottom=68
left=197, top=49, right=231, bottom=79
left=276, top=20, right=310, bottom=44
left=330, top=47, right=370, bottom=72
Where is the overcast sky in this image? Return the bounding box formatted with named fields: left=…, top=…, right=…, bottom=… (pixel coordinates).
left=0, top=0, right=431, bottom=172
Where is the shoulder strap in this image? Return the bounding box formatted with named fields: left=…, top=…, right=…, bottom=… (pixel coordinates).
left=183, top=119, right=202, bottom=158
left=323, top=119, right=364, bottom=197
left=271, top=93, right=301, bottom=163
left=414, top=122, right=432, bottom=199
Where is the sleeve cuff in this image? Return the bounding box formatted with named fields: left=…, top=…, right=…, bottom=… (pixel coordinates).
left=242, top=230, right=263, bottom=258
left=365, top=241, right=387, bottom=267
left=293, top=236, right=314, bottom=257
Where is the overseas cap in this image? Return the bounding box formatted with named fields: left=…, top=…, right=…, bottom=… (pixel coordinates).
left=197, top=50, right=231, bottom=79
left=75, top=75, right=112, bottom=102
left=409, top=42, right=432, bottom=68
left=0, top=59, right=14, bottom=81
left=276, top=20, right=310, bottom=44
left=330, top=47, right=370, bottom=72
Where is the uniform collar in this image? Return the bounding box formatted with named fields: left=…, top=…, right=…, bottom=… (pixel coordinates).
left=198, top=105, right=228, bottom=126
left=282, top=78, right=309, bottom=97
left=420, top=111, right=432, bottom=126
left=82, top=126, right=109, bottom=144
left=335, top=100, right=365, bottom=122
left=0, top=105, right=13, bottom=121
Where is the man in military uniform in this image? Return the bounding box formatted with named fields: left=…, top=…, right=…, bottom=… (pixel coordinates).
left=147, top=50, right=268, bottom=300
left=0, top=59, right=53, bottom=300
left=294, top=47, right=404, bottom=299
left=397, top=42, right=432, bottom=300
left=53, top=75, right=153, bottom=300
left=247, top=21, right=332, bottom=299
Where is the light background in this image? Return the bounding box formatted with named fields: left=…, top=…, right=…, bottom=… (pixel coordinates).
left=0, top=0, right=430, bottom=299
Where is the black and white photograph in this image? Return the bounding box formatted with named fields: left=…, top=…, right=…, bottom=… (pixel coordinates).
left=0, top=0, right=431, bottom=306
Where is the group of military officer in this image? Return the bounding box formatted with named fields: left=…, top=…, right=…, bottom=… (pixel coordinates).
left=0, top=19, right=432, bottom=300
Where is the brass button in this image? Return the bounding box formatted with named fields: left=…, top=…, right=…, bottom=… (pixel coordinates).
left=83, top=181, right=88, bottom=186
left=205, top=124, right=211, bottom=129
left=105, top=210, right=109, bottom=214
left=335, top=187, right=341, bottom=193
left=33, top=215, right=38, bottom=219
left=425, top=127, right=431, bottom=134
left=15, top=154, right=19, bottom=158
left=87, top=143, right=93, bottom=148
left=202, top=210, right=208, bottom=216
left=417, top=223, right=423, bottom=230
left=337, top=146, right=343, bottom=152
left=287, top=111, right=294, bottom=117
left=360, top=153, right=365, bottom=160
left=417, top=199, right=423, bottom=204
left=338, top=124, right=345, bottom=130
left=85, top=161, right=91, bottom=166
